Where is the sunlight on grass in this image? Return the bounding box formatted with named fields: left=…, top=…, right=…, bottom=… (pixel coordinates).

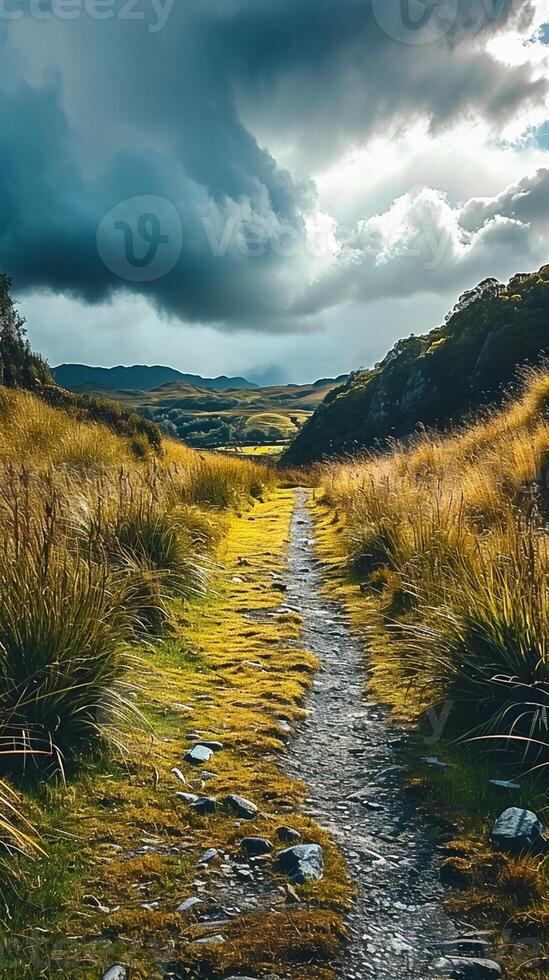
left=319, top=366, right=549, bottom=765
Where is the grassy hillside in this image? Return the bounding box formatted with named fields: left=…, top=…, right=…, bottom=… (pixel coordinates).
left=0, top=383, right=357, bottom=978
left=0, top=317, right=277, bottom=798
left=285, top=265, right=549, bottom=464
left=80, top=377, right=346, bottom=450
left=315, top=367, right=549, bottom=971
left=0, top=386, right=275, bottom=773
left=0, top=386, right=300, bottom=963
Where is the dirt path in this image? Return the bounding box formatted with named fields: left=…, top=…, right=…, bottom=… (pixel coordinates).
left=282, top=489, right=456, bottom=979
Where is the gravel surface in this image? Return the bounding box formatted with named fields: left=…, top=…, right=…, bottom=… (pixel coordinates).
left=282, top=489, right=457, bottom=979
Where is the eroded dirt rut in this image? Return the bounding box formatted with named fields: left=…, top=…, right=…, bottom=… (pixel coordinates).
left=283, top=489, right=456, bottom=979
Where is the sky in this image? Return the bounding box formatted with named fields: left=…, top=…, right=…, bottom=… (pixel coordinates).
left=2, top=0, right=549, bottom=385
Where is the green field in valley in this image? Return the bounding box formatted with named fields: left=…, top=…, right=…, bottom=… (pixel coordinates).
left=70, top=378, right=345, bottom=450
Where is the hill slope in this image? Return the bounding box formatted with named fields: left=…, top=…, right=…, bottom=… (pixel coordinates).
left=284, top=265, right=549, bottom=464
left=53, top=363, right=258, bottom=392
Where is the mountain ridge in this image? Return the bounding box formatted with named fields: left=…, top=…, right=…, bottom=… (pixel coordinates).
left=53, top=363, right=259, bottom=392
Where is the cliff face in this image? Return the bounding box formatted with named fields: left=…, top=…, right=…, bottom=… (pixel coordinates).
left=283, top=267, right=549, bottom=465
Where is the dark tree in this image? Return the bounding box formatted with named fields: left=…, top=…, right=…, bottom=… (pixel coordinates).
left=0, top=275, right=51, bottom=388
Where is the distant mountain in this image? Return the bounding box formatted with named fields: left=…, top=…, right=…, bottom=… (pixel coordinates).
left=53, top=364, right=258, bottom=392
left=284, top=265, right=549, bottom=465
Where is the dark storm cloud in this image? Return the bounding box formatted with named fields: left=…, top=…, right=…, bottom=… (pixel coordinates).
left=0, top=0, right=544, bottom=328
left=218, top=0, right=542, bottom=163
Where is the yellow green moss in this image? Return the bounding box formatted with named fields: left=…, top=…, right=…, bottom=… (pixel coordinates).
left=5, top=489, right=350, bottom=979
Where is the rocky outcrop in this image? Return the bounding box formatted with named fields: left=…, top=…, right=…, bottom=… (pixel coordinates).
left=284, top=265, right=549, bottom=464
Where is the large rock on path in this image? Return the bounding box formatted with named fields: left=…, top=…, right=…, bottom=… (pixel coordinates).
left=241, top=836, right=273, bottom=856
left=277, top=844, right=324, bottom=884
left=185, top=745, right=214, bottom=765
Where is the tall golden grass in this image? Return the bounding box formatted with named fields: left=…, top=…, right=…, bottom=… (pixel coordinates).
left=0, top=389, right=275, bottom=793
left=321, top=367, right=549, bottom=765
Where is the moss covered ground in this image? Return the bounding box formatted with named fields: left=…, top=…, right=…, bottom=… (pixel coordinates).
left=1, top=490, right=350, bottom=979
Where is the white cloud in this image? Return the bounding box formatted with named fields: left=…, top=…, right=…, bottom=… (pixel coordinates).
left=297, top=169, right=549, bottom=314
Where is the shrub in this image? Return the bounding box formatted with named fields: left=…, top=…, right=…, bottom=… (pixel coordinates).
left=0, top=543, right=133, bottom=776
left=398, top=524, right=549, bottom=760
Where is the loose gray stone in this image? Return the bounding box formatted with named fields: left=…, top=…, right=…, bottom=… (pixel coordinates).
left=197, top=847, right=219, bottom=864
left=185, top=745, right=214, bottom=765
left=171, top=767, right=187, bottom=784
left=191, top=935, right=225, bottom=946
left=241, top=837, right=273, bottom=856
left=422, top=756, right=450, bottom=770
left=277, top=843, right=324, bottom=884
left=276, top=826, right=302, bottom=844
left=201, top=770, right=216, bottom=780
left=437, top=939, right=492, bottom=958
left=189, top=797, right=218, bottom=815
left=102, top=968, right=128, bottom=980
left=277, top=719, right=292, bottom=734
left=226, top=794, right=258, bottom=819
left=434, top=956, right=502, bottom=979
left=177, top=897, right=202, bottom=914
left=491, top=807, right=546, bottom=854
left=235, top=868, right=254, bottom=882
left=175, top=792, right=199, bottom=804
left=196, top=740, right=224, bottom=752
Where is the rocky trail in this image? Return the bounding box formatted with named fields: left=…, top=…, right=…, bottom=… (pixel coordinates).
left=280, top=490, right=461, bottom=979
left=98, top=487, right=507, bottom=980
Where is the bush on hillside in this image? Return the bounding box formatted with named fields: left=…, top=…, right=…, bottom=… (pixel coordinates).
left=0, top=543, right=133, bottom=774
